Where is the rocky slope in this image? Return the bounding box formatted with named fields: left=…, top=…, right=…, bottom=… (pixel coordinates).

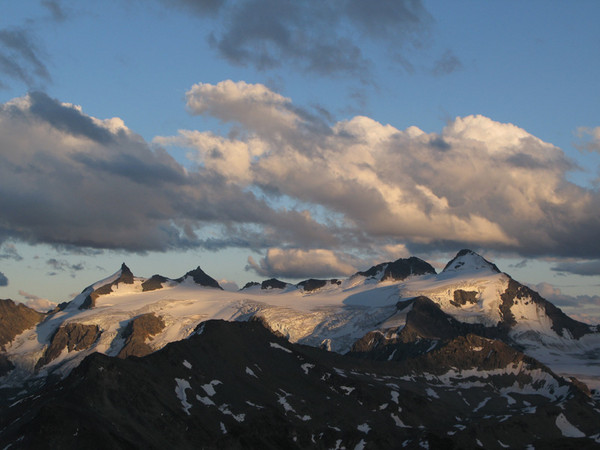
left=1, top=320, right=599, bottom=450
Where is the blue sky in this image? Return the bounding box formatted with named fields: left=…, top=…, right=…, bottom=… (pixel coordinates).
left=1, top=0, right=599, bottom=322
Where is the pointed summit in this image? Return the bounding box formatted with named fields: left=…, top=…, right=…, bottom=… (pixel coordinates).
left=79, top=263, right=135, bottom=310
left=178, top=266, right=222, bottom=289
left=442, top=249, right=501, bottom=274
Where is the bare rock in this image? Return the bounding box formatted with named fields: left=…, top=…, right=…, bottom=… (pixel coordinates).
left=0, top=299, right=45, bottom=349
left=36, top=323, right=101, bottom=369
left=117, top=313, right=165, bottom=359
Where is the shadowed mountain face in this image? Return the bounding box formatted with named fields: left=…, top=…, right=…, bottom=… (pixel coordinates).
left=1, top=320, right=598, bottom=450
left=357, top=256, right=437, bottom=281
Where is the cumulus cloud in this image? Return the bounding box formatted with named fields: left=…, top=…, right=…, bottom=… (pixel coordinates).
left=3, top=83, right=600, bottom=280
left=551, top=260, right=600, bottom=276
left=0, top=272, right=7, bottom=286
left=0, top=91, right=339, bottom=256
left=18, top=290, right=57, bottom=312
left=246, top=248, right=358, bottom=279
left=158, top=81, right=600, bottom=261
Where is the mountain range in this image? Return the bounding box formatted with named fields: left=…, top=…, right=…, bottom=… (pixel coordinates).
left=1, top=249, right=599, bottom=449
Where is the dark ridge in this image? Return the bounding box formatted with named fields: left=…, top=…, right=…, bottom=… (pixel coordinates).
left=261, top=278, right=287, bottom=290
left=0, top=354, right=14, bottom=377
left=35, top=323, right=101, bottom=370
left=141, top=275, right=169, bottom=292
left=117, top=313, right=165, bottom=359
left=350, top=296, right=507, bottom=362
left=297, top=279, right=341, bottom=292
left=356, top=257, right=436, bottom=281
left=442, top=249, right=501, bottom=273
left=241, top=281, right=260, bottom=290
left=0, top=299, right=45, bottom=349
left=500, top=278, right=592, bottom=339
left=177, top=267, right=222, bottom=290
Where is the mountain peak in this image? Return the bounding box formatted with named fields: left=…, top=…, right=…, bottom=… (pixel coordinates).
left=356, top=256, right=436, bottom=282
left=442, top=249, right=501, bottom=274
left=179, top=266, right=222, bottom=290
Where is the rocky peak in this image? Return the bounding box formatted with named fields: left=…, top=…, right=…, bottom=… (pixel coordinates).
left=442, top=249, right=501, bottom=274
left=177, top=267, right=222, bottom=290
left=261, top=278, right=288, bottom=290
left=356, top=256, right=437, bottom=281
left=79, top=263, right=135, bottom=310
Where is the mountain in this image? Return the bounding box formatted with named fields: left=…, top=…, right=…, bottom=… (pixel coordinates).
left=1, top=320, right=599, bottom=449
left=1, top=249, right=599, bottom=448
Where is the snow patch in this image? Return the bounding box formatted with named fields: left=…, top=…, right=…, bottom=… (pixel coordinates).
left=555, top=413, right=585, bottom=438
left=357, top=423, right=370, bottom=434
left=270, top=342, right=292, bottom=353
left=245, top=366, right=258, bottom=378
left=201, top=380, right=222, bottom=397
left=174, top=378, right=192, bottom=415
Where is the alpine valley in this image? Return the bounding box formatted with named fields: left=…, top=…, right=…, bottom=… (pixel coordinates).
left=1, top=250, right=599, bottom=449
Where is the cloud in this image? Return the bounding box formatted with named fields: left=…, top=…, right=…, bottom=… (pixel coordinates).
left=0, top=91, right=337, bottom=254
left=551, top=260, right=600, bottom=276
left=432, top=49, right=463, bottom=76
left=0, top=272, right=7, bottom=286
left=0, top=243, right=23, bottom=261
left=158, top=0, right=435, bottom=80
left=41, top=1, right=67, bottom=22
left=0, top=27, right=50, bottom=89
left=46, top=258, right=85, bottom=275
left=218, top=279, right=239, bottom=291
left=576, top=126, right=600, bottom=153
left=246, top=248, right=358, bottom=279
left=18, top=290, right=57, bottom=312
left=531, top=282, right=600, bottom=324
left=158, top=81, right=600, bottom=260
left=3, top=84, right=600, bottom=277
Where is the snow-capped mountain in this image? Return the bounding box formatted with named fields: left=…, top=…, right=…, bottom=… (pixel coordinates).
left=1, top=250, right=600, bottom=448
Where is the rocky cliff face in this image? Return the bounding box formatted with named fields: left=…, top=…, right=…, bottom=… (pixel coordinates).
left=0, top=299, right=44, bottom=349
left=117, top=313, right=165, bottom=358
left=35, top=323, right=101, bottom=370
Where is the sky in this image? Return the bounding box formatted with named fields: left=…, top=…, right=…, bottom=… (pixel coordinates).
left=0, top=0, right=599, bottom=322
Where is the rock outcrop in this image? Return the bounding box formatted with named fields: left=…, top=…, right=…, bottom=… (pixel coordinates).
left=0, top=299, right=45, bottom=349
left=36, top=323, right=101, bottom=369
left=79, top=263, right=134, bottom=310
left=117, top=313, right=165, bottom=359
left=356, top=256, right=436, bottom=281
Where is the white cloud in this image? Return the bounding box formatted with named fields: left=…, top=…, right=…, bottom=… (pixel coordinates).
left=160, top=81, right=600, bottom=259
left=246, top=248, right=358, bottom=279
